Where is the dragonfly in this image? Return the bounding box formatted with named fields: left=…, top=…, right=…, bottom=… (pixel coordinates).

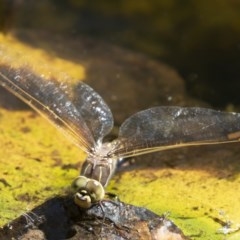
left=1, top=66, right=240, bottom=208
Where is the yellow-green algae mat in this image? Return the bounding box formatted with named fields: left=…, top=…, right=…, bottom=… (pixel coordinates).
left=0, top=33, right=240, bottom=240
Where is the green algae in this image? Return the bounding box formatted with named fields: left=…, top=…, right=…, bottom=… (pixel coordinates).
left=107, top=166, right=240, bottom=239
left=0, top=33, right=87, bottom=226
left=0, top=108, right=84, bottom=224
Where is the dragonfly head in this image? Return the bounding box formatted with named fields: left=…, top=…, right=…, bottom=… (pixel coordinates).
left=71, top=176, right=105, bottom=208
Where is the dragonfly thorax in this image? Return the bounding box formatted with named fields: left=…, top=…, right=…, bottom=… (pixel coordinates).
left=80, top=141, right=118, bottom=187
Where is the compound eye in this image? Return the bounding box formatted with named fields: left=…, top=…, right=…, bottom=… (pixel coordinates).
left=71, top=176, right=88, bottom=191
left=86, top=179, right=105, bottom=201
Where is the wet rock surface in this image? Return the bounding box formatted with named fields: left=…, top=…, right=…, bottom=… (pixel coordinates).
left=0, top=197, right=188, bottom=240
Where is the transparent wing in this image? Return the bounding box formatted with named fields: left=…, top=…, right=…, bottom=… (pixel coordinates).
left=110, top=106, right=240, bottom=158
left=71, top=82, right=113, bottom=143
left=0, top=65, right=113, bottom=152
